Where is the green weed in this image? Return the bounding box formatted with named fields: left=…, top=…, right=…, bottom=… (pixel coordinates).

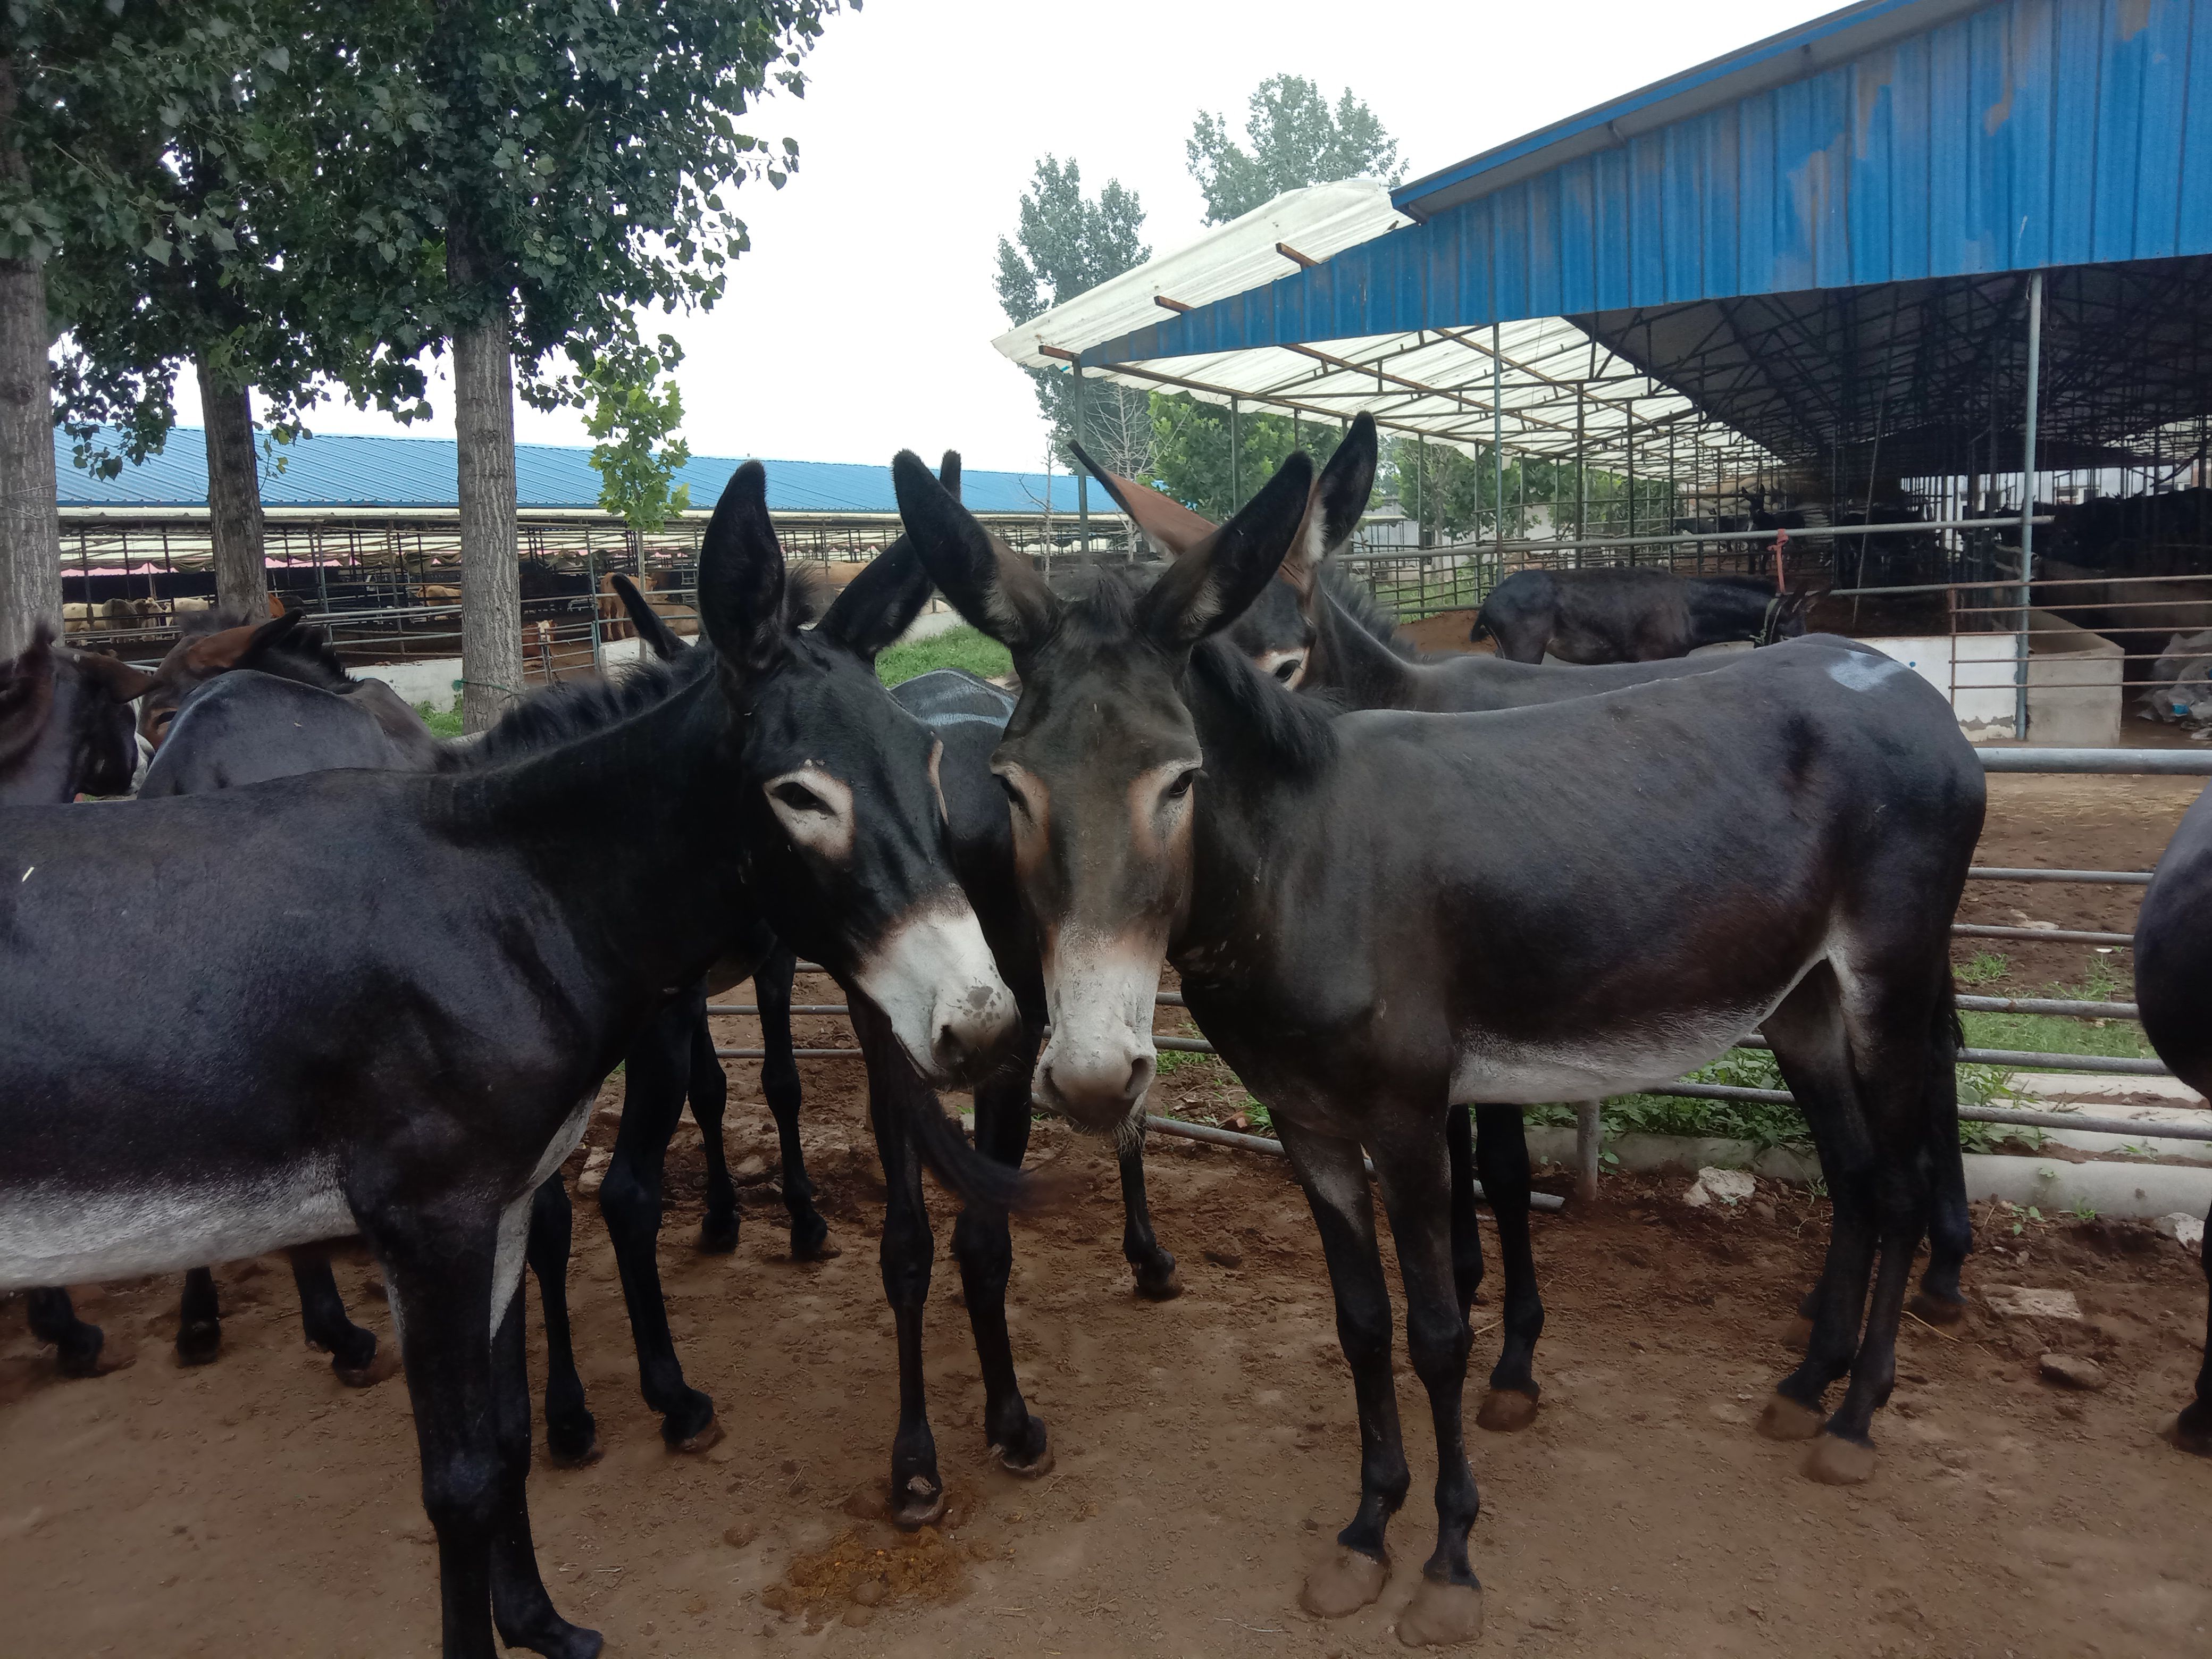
left=875, top=625, right=1012, bottom=688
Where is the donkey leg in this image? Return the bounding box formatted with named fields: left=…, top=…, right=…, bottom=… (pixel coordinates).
left=1118, top=1115, right=1182, bottom=1300
left=1805, top=987, right=1942, bottom=1484
left=1472, top=1105, right=1544, bottom=1432
left=1446, top=1105, right=1484, bottom=1321
left=599, top=1007, right=719, bottom=1452
left=488, top=1277, right=601, bottom=1659
left=374, top=1205, right=597, bottom=1659
left=1277, top=1121, right=1407, bottom=1621
left=2159, top=1198, right=2212, bottom=1456
left=1373, top=1132, right=1485, bottom=1647
left=1911, top=1018, right=1972, bottom=1323
left=1760, top=970, right=1881, bottom=1441
left=27, top=1286, right=120, bottom=1377
left=754, top=948, right=832, bottom=1259
left=175, top=1267, right=222, bottom=1366
left=290, top=1251, right=391, bottom=1386
left=858, top=1006, right=945, bottom=1528
left=686, top=985, right=741, bottom=1256
left=956, top=1045, right=1051, bottom=1475
left=526, top=1178, right=597, bottom=1465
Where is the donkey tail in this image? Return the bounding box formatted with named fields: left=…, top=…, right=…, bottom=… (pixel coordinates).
left=1467, top=602, right=1495, bottom=645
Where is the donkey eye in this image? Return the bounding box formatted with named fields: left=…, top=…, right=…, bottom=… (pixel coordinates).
left=772, top=781, right=828, bottom=814
left=995, top=774, right=1028, bottom=814
left=1165, top=769, right=1200, bottom=801
left=1272, top=658, right=1301, bottom=682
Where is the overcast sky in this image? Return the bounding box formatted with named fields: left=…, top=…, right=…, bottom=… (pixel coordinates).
left=162, top=0, right=1838, bottom=473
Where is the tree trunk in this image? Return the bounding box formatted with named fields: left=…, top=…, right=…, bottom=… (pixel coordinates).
left=0, top=52, right=60, bottom=660
left=196, top=360, right=269, bottom=617
left=448, top=227, right=521, bottom=735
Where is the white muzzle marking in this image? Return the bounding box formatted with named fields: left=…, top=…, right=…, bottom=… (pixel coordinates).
left=853, top=901, right=1017, bottom=1084
left=1035, top=931, right=1163, bottom=1133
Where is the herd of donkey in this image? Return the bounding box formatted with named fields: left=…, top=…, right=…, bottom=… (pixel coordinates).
left=2, top=414, right=2210, bottom=1654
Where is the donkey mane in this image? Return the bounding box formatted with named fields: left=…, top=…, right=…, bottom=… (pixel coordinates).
left=1316, top=560, right=1421, bottom=660
left=454, top=644, right=714, bottom=770
left=251, top=623, right=355, bottom=692
left=451, top=566, right=827, bottom=771
left=1186, top=631, right=1341, bottom=777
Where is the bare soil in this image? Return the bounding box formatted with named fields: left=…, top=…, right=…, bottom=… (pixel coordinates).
left=4, top=718, right=2209, bottom=1658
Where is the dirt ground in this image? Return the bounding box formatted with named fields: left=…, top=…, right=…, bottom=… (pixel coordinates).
left=5, top=688, right=2211, bottom=1657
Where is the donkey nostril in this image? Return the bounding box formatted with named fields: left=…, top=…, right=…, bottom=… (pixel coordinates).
left=1126, top=1054, right=1155, bottom=1102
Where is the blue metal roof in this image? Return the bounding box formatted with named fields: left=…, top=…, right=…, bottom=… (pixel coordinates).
left=1084, top=0, right=2212, bottom=368
left=55, top=427, right=1068, bottom=516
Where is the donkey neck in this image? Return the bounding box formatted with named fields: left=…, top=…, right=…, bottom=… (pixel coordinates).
left=1304, top=587, right=1422, bottom=708
left=1688, top=581, right=1778, bottom=646
left=449, top=669, right=755, bottom=992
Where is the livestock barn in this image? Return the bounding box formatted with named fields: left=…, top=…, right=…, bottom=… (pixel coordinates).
left=9, top=1, right=2212, bottom=1656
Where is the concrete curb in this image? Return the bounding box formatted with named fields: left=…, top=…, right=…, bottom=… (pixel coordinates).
left=1528, top=1127, right=2212, bottom=1220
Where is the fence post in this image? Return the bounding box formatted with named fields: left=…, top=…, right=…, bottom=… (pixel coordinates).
left=2015, top=270, right=2043, bottom=742
left=1574, top=1100, right=1602, bottom=1203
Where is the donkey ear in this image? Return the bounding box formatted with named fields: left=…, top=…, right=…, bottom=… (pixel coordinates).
left=1136, top=451, right=1316, bottom=652
left=0, top=624, right=58, bottom=770
left=232, top=610, right=307, bottom=672
left=71, top=648, right=158, bottom=703
left=892, top=449, right=1058, bottom=655
left=819, top=451, right=962, bottom=664
left=609, top=574, right=686, bottom=661
left=1071, top=438, right=1217, bottom=559
left=1279, top=414, right=1379, bottom=602
left=181, top=620, right=264, bottom=674
left=698, top=461, right=790, bottom=677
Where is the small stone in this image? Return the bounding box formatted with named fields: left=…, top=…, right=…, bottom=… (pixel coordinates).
left=1682, top=1167, right=1757, bottom=1209
left=722, top=1521, right=758, bottom=1548
left=2154, top=1211, right=2206, bottom=1252
left=849, top=1578, right=886, bottom=1607
left=576, top=1148, right=613, bottom=1197
left=735, top=1154, right=768, bottom=1179
left=1749, top=1199, right=1778, bottom=1225
left=1985, top=1285, right=2083, bottom=1321
left=842, top=1603, right=876, bottom=1628
left=1204, top=1246, right=1243, bottom=1268
left=2039, top=1353, right=2107, bottom=1391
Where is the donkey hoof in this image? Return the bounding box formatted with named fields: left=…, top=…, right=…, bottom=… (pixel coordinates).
left=174, top=1320, right=222, bottom=1367
left=1757, top=1394, right=1827, bottom=1442
left=333, top=1345, right=401, bottom=1388
left=499, top=1614, right=604, bottom=1659
left=547, top=1429, right=604, bottom=1470
left=1775, top=1315, right=1814, bottom=1350
left=60, top=1332, right=133, bottom=1378
left=1804, top=1430, right=1876, bottom=1485
left=2157, top=1410, right=2212, bottom=1458
left=992, top=1419, right=1054, bottom=1478
left=668, top=1415, right=725, bottom=1456
left=891, top=1476, right=947, bottom=1531
left=1396, top=1576, right=1484, bottom=1647
left=1300, top=1547, right=1389, bottom=1619
left=696, top=1216, right=741, bottom=1255
left=1906, top=1288, right=1966, bottom=1326
left=1133, top=1262, right=1184, bottom=1301
left=791, top=1231, right=842, bottom=1263
left=1475, top=1388, right=1539, bottom=1433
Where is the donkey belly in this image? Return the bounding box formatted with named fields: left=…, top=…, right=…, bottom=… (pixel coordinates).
left=0, top=1154, right=352, bottom=1292
left=1449, top=997, right=1783, bottom=1106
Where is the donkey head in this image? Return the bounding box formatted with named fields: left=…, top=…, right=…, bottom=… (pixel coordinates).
left=0, top=627, right=156, bottom=805
left=698, top=457, right=1014, bottom=1085
left=893, top=446, right=1314, bottom=1133
left=1075, top=414, right=1376, bottom=690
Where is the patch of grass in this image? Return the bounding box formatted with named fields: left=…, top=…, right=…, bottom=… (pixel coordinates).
left=875, top=624, right=1011, bottom=688
left=1959, top=1008, right=2153, bottom=1060
left=414, top=699, right=464, bottom=739
left=1956, top=949, right=2010, bottom=986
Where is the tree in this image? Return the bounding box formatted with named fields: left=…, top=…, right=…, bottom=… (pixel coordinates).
left=583, top=339, right=692, bottom=531
left=993, top=156, right=1152, bottom=476
left=1148, top=393, right=1342, bottom=521
left=43, top=1, right=438, bottom=617
left=0, top=2, right=280, bottom=653
left=1186, top=74, right=1401, bottom=225
left=401, top=0, right=842, bottom=731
